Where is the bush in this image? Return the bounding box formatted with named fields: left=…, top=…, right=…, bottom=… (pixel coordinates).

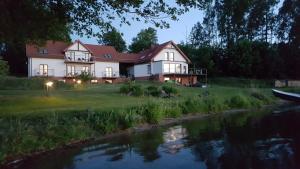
left=203, top=96, right=227, bottom=112
left=76, top=72, right=93, bottom=83
left=165, top=104, right=182, bottom=118
left=146, top=85, right=161, bottom=97
left=250, top=91, right=270, bottom=103
left=226, top=95, right=251, bottom=109
left=119, top=81, right=144, bottom=96
left=162, top=85, right=178, bottom=97
left=140, top=102, right=165, bottom=124
left=181, top=97, right=202, bottom=114
left=0, top=59, right=9, bottom=76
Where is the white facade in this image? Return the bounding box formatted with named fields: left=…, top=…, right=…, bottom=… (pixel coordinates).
left=27, top=41, right=190, bottom=80
left=28, top=58, right=65, bottom=77
left=132, top=44, right=189, bottom=77
left=94, top=62, right=119, bottom=78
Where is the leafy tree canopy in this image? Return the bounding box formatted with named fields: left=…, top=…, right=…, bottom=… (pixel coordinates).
left=129, top=27, right=158, bottom=53
left=0, top=0, right=208, bottom=45
left=99, top=28, right=126, bottom=52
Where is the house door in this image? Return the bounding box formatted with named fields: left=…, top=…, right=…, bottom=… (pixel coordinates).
left=106, top=67, right=112, bottom=77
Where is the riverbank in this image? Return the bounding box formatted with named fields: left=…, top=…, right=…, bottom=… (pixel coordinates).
left=0, top=78, right=277, bottom=165
left=2, top=104, right=280, bottom=169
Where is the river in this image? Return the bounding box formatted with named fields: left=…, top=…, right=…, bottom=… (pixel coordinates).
left=9, top=104, right=300, bottom=169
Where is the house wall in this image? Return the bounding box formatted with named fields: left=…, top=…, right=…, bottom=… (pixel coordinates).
left=29, top=58, right=65, bottom=77
left=94, top=62, right=119, bottom=77
left=133, top=63, right=151, bottom=77
left=152, top=61, right=162, bottom=74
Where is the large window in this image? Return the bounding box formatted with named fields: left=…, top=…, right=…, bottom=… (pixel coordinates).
left=164, top=63, right=170, bottom=73
left=106, top=67, right=113, bottom=77
left=164, top=63, right=181, bottom=73
left=170, top=64, right=175, bottom=73
left=39, top=64, right=48, bottom=75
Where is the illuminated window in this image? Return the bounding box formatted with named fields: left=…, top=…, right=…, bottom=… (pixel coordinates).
left=164, top=77, right=170, bottom=81
left=39, top=64, right=48, bottom=75
left=105, top=67, right=113, bottom=77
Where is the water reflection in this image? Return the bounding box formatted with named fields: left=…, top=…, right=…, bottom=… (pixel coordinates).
left=10, top=106, right=300, bottom=169
left=162, top=125, right=187, bottom=154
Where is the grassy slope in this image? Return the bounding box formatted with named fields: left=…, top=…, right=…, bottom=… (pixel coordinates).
left=0, top=79, right=277, bottom=163
left=0, top=81, right=273, bottom=115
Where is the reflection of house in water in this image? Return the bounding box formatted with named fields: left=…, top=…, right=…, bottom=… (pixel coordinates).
left=162, top=125, right=188, bottom=154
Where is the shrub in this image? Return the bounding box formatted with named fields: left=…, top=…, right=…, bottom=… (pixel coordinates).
left=76, top=72, right=93, bottom=83
left=146, top=85, right=161, bottom=97
left=0, top=59, right=9, bottom=76
left=162, top=85, right=178, bottom=97
left=226, top=95, right=251, bottom=109
left=140, top=102, right=165, bottom=124
left=165, top=104, right=182, bottom=118
left=250, top=91, right=270, bottom=103
left=119, top=81, right=144, bottom=96
left=181, top=97, right=202, bottom=114
left=203, top=96, right=227, bottom=112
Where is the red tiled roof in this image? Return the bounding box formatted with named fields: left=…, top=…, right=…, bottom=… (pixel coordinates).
left=26, top=41, right=70, bottom=59
left=26, top=40, right=191, bottom=63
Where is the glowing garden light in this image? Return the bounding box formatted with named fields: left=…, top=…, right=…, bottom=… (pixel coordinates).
left=77, top=80, right=82, bottom=84
left=45, top=81, right=53, bottom=96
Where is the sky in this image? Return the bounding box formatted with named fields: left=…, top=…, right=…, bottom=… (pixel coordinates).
left=71, top=8, right=204, bottom=45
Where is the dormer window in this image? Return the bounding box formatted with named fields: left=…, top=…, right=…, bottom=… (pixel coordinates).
left=39, top=48, right=48, bottom=54
left=104, top=54, right=112, bottom=59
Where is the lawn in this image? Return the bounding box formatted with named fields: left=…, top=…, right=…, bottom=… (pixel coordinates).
left=0, top=80, right=274, bottom=115
left=0, top=78, right=277, bottom=164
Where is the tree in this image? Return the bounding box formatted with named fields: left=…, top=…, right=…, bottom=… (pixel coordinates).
left=189, top=22, right=210, bottom=47
left=99, top=28, right=126, bottom=52
left=0, top=57, right=9, bottom=76
left=129, top=28, right=158, bottom=53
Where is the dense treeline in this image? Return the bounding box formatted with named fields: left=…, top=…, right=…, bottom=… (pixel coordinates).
left=179, top=0, right=300, bottom=79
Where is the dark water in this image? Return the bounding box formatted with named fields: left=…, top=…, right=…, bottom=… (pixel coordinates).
left=10, top=105, right=300, bottom=169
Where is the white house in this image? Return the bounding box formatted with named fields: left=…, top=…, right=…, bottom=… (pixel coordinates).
left=26, top=40, right=198, bottom=85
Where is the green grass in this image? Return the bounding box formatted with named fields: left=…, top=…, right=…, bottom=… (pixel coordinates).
left=0, top=78, right=278, bottom=163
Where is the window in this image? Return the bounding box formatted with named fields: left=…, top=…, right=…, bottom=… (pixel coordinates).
left=147, top=64, right=151, bottom=74
left=84, top=53, right=90, bottom=61
left=67, top=65, right=75, bottom=76
left=39, top=64, right=48, bottom=75
left=106, top=67, right=113, bottom=77
left=104, top=54, right=112, bottom=59
left=164, top=77, right=170, bottom=81
left=183, top=66, right=187, bottom=74
left=169, top=52, right=174, bottom=61
left=82, top=66, right=89, bottom=73
left=164, top=52, right=169, bottom=60
left=170, top=64, right=175, bottom=73
left=164, top=63, right=170, bottom=73
left=69, top=52, right=75, bottom=61
left=176, top=64, right=181, bottom=73
left=175, top=78, right=182, bottom=83
left=39, top=48, right=48, bottom=54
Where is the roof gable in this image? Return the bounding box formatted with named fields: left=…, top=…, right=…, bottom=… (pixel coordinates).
left=63, top=40, right=94, bottom=54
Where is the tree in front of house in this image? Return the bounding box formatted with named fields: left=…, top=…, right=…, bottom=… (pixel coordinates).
left=99, top=28, right=127, bottom=52
left=0, top=57, right=9, bottom=76
left=129, top=28, right=158, bottom=53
